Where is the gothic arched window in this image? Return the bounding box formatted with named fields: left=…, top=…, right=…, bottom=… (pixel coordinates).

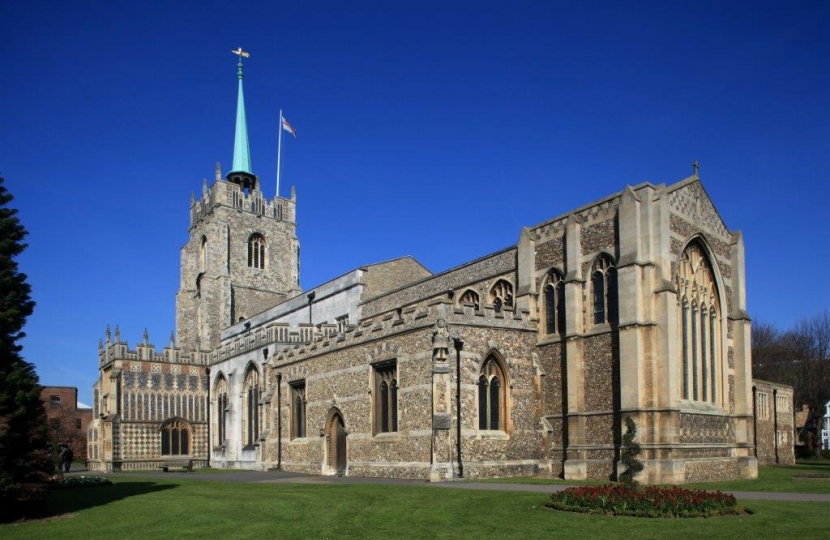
left=544, top=269, right=566, bottom=336
left=676, top=240, right=721, bottom=403
left=489, top=280, right=514, bottom=313
left=243, top=366, right=260, bottom=447
left=248, top=234, right=266, bottom=269
left=591, top=255, right=618, bottom=325
left=478, top=355, right=508, bottom=431
left=459, top=289, right=480, bottom=310
left=214, top=375, right=229, bottom=447
left=374, top=361, right=398, bottom=434
left=160, top=419, right=191, bottom=456
left=291, top=381, right=306, bottom=439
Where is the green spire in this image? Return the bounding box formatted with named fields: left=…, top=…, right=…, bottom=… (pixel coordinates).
left=231, top=52, right=252, bottom=174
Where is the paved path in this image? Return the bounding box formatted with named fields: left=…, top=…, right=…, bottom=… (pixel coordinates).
left=80, top=470, right=830, bottom=502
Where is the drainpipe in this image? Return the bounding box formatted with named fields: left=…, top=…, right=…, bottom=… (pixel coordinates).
left=773, top=388, right=779, bottom=464
left=752, top=386, right=758, bottom=459
left=452, top=337, right=464, bottom=478
left=206, top=367, right=211, bottom=468
left=276, top=372, right=282, bottom=470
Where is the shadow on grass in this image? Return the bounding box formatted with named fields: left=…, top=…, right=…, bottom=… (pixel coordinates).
left=795, top=460, right=830, bottom=468
left=43, top=482, right=177, bottom=518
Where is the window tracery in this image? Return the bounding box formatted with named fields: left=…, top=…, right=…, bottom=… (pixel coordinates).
left=291, top=381, right=306, bottom=439
left=243, top=366, right=260, bottom=447
left=591, top=255, right=618, bottom=325
left=544, top=269, right=566, bottom=336
left=459, top=289, right=480, bottom=310
left=214, top=376, right=228, bottom=447
left=374, top=362, right=398, bottom=434
left=160, top=419, right=191, bottom=456
left=478, top=355, right=508, bottom=431
left=489, top=280, right=514, bottom=313
left=247, top=233, right=266, bottom=269
left=676, top=240, right=721, bottom=403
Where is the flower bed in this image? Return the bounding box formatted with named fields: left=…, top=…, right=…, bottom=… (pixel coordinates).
left=50, top=476, right=113, bottom=489
left=545, top=485, right=745, bottom=518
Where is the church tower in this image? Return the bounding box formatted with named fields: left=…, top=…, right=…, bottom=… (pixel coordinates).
left=176, top=50, right=301, bottom=352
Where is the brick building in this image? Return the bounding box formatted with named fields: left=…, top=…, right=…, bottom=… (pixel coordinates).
left=41, top=386, right=93, bottom=460
left=89, top=55, right=767, bottom=484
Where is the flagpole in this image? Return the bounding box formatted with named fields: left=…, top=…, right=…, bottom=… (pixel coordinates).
left=276, top=109, right=283, bottom=198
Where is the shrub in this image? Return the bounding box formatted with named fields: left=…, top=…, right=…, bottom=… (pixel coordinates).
left=545, top=485, right=745, bottom=518
left=619, top=416, right=644, bottom=487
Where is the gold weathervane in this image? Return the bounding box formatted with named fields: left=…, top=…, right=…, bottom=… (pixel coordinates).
left=231, top=47, right=250, bottom=59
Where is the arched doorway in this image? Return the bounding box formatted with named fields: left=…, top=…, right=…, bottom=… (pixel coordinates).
left=325, top=410, right=347, bottom=476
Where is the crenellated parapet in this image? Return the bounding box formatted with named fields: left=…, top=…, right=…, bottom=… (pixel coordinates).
left=211, top=322, right=339, bottom=365
left=98, top=325, right=202, bottom=368
left=189, top=177, right=296, bottom=229
left=268, top=299, right=535, bottom=367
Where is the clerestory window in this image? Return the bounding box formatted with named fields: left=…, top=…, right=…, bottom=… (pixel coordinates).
left=459, top=289, right=480, bottom=310
left=489, top=280, right=514, bottom=314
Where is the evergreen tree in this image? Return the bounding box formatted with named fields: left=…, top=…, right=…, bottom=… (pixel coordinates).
left=0, top=177, right=54, bottom=522
left=619, top=416, right=644, bottom=488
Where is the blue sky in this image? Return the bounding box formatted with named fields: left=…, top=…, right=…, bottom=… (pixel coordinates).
left=1, top=1, right=828, bottom=405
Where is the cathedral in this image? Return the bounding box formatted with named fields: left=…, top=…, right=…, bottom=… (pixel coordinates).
left=87, top=54, right=770, bottom=484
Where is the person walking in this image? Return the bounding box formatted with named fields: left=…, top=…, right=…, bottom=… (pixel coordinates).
left=63, top=446, right=74, bottom=472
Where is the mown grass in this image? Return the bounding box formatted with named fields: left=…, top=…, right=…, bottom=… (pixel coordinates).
left=476, top=460, right=830, bottom=494
left=684, top=460, right=830, bottom=494
left=2, top=477, right=829, bottom=540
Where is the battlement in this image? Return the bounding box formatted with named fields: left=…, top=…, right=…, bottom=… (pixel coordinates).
left=211, top=322, right=339, bottom=365
left=271, top=299, right=535, bottom=366
left=189, top=178, right=296, bottom=229
left=206, top=298, right=535, bottom=369
left=98, top=326, right=206, bottom=367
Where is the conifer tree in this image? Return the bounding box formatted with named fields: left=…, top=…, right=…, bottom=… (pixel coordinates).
left=0, top=177, right=54, bottom=522
left=619, top=416, right=644, bottom=488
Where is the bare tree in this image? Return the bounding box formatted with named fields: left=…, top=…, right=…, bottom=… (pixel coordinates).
left=752, top=311, right=830, bottom=410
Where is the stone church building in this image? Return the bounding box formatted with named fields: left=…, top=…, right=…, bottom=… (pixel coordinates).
left=88, top=55, right=763, bottom=484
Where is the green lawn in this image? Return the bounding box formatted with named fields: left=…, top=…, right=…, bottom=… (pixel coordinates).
left=477, top=460, right=830, bottom=494
left=684, top=460, right=830, bottom=494
left=2, top=477, right=829, bottom=540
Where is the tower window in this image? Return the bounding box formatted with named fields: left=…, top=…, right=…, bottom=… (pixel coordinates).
left=248, top=234, right=266, bottom=269
left=199, top=236, right=207, bottom=273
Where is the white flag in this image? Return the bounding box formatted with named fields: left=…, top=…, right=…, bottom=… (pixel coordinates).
left=281, top=116, right=297, bottom=138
